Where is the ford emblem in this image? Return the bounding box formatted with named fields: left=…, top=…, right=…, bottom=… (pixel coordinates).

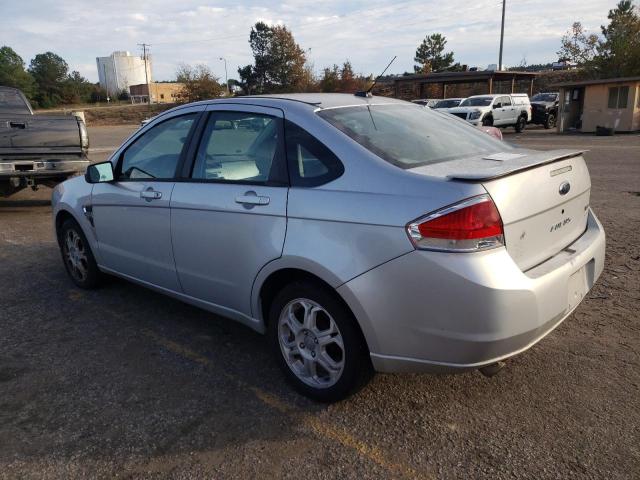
left=559, top=181, right=571, bottom=195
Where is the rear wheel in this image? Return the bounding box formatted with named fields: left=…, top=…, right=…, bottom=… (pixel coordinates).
left=544, top=113, right=556, bottom=129
left=59, top=218, right=102, bottom=289
left=268, top=281, right=372, bottom=402
left=515, top=115, right=526, bottom=133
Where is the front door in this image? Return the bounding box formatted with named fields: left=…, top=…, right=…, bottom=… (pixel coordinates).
left=91, top=110, right=201, bottom=290
left=492, top=96, right=511, bottom=125
left=170, top=105, right=288, bottom=316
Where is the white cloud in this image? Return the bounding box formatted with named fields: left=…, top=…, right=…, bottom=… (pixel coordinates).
left=127, top=13, right=147, bottom=22
left=0, top=0, right=615, bottom=82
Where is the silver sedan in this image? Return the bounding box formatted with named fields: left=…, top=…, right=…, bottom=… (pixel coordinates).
left=52, top=94, right=605, bottom=402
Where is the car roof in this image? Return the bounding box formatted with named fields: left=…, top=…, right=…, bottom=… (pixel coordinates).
left=467, top=93, right=529, bottom=98
left=203, top=93, right=407, bottom=110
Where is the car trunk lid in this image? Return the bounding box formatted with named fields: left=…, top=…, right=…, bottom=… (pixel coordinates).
left=410, top=149, right=591, bottom=271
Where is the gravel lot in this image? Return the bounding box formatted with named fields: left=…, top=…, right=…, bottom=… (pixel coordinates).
left=1, top=126, right=638, bottom=479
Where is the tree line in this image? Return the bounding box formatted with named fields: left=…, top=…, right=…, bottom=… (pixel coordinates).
left=0, top=47, right=111, bottom=108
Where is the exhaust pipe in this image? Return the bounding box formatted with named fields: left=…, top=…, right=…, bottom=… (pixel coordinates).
left=479, top=361, right=506, bottom=377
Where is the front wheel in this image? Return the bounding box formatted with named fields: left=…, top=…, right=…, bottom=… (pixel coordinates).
left=268, top=281, right=372, bottom=402
left=544, top=113, right=556, bottom=129
left=515, top=115, right=526, bottom=133
left=482, top=115, right=493, bottom=127
left=58, top=218, right=102, bottom=289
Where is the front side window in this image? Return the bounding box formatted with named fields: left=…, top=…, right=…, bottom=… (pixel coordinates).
left=191, top=111, right=284, bottom=184
left=500, top=96, right=512, bottom=106
left=317, top=104, right=508, bottom=169
left=119, top=113, right=197, bottom=180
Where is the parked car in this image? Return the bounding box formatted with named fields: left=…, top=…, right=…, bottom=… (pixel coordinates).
left=433, top=98, right=465, bottom=109
left=530, top=92, right=559, bottom=129
left=52, top=94, right=605, bottom=402
left=448, top=93, right=532, bottom=132
left=0, top=86, right=89, bottom=197
left=477, top=125, right=503, bottom=140
left=411, top=98, right=439, bottom=108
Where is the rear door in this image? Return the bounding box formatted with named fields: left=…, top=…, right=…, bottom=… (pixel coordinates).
left=170, top=104, right=288, bottom=316
left=91, top=108, right=202, bottom=290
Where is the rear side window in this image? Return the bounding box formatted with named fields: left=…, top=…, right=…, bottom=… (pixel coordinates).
left=119, top=114, right=197, bottom=180
left=285, top=120, right=343, bottom=187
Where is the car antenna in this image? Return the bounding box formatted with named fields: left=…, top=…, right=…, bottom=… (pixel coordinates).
left=355, top=55, right=397, bottom=98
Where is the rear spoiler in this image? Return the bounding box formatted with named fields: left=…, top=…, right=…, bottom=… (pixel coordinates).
left=410, top=149, right=586, bottom=182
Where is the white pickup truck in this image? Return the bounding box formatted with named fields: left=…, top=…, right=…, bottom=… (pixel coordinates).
left=447, top=93, right=532, bottom=132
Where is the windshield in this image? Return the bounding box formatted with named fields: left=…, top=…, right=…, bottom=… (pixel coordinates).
left=459, top=97, right=493, bottom=107
left=434, top=99, right=461, bottom=109
left=316, top=104, right=509, bottom=169
left=531, top=93, right=557, bottom=102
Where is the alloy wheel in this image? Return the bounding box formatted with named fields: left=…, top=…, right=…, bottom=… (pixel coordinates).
left=277, top=298, right=345, bottom=389
left=63, top=229, right=89, bottom=282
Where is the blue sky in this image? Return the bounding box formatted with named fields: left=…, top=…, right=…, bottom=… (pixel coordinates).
left=2, top=0, right=617, bottom=82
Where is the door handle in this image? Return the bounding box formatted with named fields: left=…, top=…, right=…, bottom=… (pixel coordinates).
left=140, top=189, right=162, bottom=200
left=235, top=191, right=270, bottom=206
left=9, top=121, right=26, bottom=129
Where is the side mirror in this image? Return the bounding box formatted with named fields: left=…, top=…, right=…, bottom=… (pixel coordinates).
left=85, top=161, right=115, bottom=183
left=493, top=103, right=501, bottom=109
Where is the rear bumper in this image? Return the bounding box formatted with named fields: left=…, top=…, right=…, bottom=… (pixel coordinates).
left=338, top=209, right=605, bottom=373
left=0, top=158, right=88, bottom=179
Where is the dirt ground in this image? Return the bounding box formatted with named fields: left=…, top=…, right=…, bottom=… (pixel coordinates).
left=0, top=127, right=638, bottom=479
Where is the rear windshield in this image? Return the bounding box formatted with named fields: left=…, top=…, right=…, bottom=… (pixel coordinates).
left=459, top=97, right=493, bottom=107
left=0, top=89, right=30, bottom=114
left=316, top=104, right=509, bottom=169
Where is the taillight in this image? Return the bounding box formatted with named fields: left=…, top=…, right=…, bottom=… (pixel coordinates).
left=406, top=194, right=504, bottom=252
left=78, top=120, right=89, bottom=151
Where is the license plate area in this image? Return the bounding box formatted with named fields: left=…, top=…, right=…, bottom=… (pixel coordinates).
left=567, top=259, right=595, bottom=310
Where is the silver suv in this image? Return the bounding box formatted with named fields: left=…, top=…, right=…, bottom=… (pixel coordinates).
left=448, top=93, right=532, bottom=132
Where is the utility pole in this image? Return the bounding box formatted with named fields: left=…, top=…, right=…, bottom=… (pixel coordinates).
left=219, top=57, right=229, bottom=95
left=498, top=0, right=506, bottom=71
left=138, top=43, right=151, bottom=103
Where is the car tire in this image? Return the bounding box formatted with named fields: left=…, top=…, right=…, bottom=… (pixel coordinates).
left=482, top=115, right=493, bottom=127
left=544, top=113, right=556, bottom=129
left=58, top=218, right=102, bottom=289
left=515, top=115, right=526, bottom=133
left=268, top=280, right=373, bottom=403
